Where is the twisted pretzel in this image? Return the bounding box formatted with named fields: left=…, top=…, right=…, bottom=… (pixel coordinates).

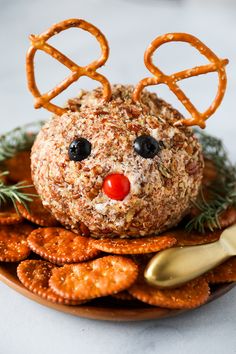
left=26, top=19, right=112, bottom=116
left=133, top=33, right=228, bottom=128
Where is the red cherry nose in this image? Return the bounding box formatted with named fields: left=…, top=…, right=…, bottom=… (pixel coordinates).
left=103, top=174, right=130, bottom=201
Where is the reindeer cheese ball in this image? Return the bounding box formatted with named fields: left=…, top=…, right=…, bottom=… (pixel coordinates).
left=27, top=19, right=228, bottom=238
left=31, top=85, right=203, bottom=237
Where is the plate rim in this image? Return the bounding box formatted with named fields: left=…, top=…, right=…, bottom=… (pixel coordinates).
left=0, top=264, right=235, bottom=322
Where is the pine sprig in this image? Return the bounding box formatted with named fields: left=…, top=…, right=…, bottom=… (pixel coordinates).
left=186, top=130, right=236, bottom=233
left=0, top=121, right=45, bottom=162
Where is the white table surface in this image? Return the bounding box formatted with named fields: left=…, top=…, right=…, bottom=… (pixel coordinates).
left=1, top=0, right=236, bottom=353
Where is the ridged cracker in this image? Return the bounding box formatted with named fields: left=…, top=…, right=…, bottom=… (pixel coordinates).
left=91, top=235, right=176, bottom=254
left=202, top=158, right=217, bottom=185
left=0, top=204, right=23, bottom=225
left=49, top=255, right=138, bottom=300
left=4, top=151, right=32, bottom=182
left=112, top=291, right=134, bottom=301
left=129, top=273, right=210, bottom=309
left=17, top=260, right=83, bottom=305
left=205, top=257, right=236, bottom=284
left=218, top=208, right=236, bottom=229
left=27, top=227, right=100, bottom=264
left=164, top=228, right=221, bottom=246
left=0, top=223, right=33, bottom=262
left=17, top=186, right=58, bottom=227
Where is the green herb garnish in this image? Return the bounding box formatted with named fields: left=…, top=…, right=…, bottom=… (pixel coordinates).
left=186, top=130, right=236, bottom=233
left=0, top=121, right=45, bottom=212
left=0, top=121, right=45, bottom=162
left=0, top=172, right=37, bottom=213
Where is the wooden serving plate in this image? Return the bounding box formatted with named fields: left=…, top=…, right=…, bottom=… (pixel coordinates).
left=0, top=263, right=235, bottom=321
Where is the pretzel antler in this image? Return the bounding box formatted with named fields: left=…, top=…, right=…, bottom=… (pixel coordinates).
left=26, top=19, right=112, bottom=116
left=133, top=33, right=228, bottom=128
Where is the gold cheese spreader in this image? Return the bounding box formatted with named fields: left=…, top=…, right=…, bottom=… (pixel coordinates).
left=145, top=224, right=236, bottom=288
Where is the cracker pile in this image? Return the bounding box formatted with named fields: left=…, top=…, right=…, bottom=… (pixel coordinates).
left=1, top=151, right=236, bottom=310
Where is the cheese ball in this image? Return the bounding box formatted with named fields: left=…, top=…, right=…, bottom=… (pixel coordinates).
left=31, top=85, right=204, bottom=238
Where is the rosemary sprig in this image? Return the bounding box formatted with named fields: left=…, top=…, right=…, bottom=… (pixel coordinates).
left=0, top=121, right=45, bottom=162
left=0, top=172, right=36, bottom=213
left=0, top=120, right=235, bottom=232
left=186, top=130, right=236, bottom=233
left=0, top=121, right=44, bottom=212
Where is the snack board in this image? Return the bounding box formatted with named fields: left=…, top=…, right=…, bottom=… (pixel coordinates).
left=0, top=19, right=235, bottom=320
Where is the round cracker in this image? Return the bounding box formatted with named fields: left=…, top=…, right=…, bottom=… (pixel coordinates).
left=129, top=272, right=210, bottom=309
left=173, top=209, right=236, bottom=245
left=0, top=204, right=23, bottom=225
left=189, top=208, right=236, bottom=230
left=164, top=228, right=221, bottom=246
left=16, top=186, right=58, bottom=227
left=27, top=227, right=100, bottom=264
left=205, top=257, right=236, bottom=284
left=4, top=151, right=32, bottom=183
left=49, top=255, right=138, bottom=301
left=202, top=158, right=218, bottom=185
left=17, top=260, right=83, bottom=305
left=218, top=208, right=236, bottom=229
left=112, top=291, right=134, bottom=301
left=91, top=235, right=176, bottom=254
left=0, top=223, right=34, bottom=262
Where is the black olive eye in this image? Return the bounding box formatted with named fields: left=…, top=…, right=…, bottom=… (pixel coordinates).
left=68, top=138, right=92, bottom=161
left=133, top=135, right=161, bottom=159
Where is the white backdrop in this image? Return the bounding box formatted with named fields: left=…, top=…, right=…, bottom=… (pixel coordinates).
left=0, top=1, right=236, bottom=353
